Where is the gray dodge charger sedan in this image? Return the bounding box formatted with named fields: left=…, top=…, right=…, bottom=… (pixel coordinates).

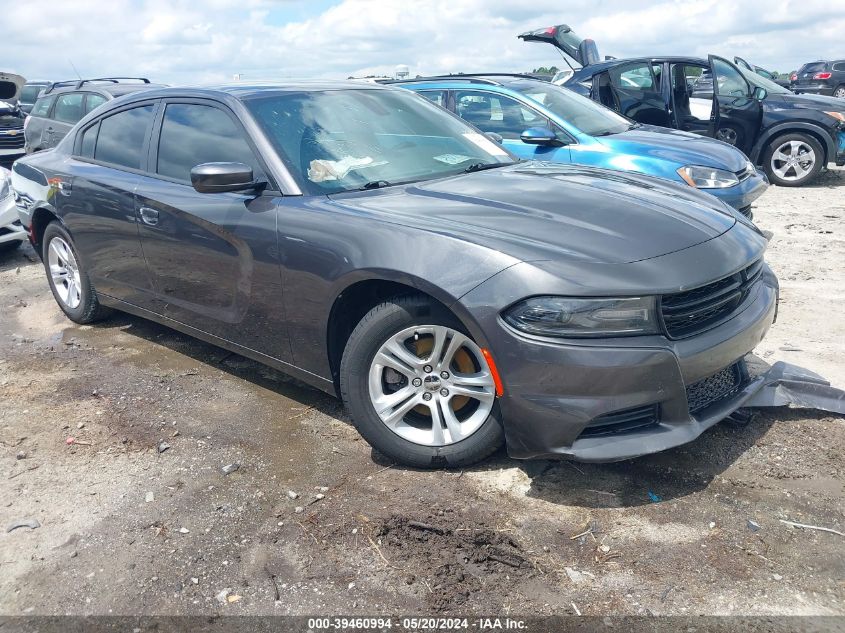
left=11, top=82, right=778, bottom=467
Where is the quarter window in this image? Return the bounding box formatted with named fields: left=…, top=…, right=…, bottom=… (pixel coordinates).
left=79, top=123, right=98, bottom=158
left=53, top=93, right=86, bottom=124
left=31, top=95, right=55, bottom=117
left=85, top=94, right=108, bottom=114
left=833, top=62, right=845, bottom=72
left=454, top=91, right=544, bottom=140
left=94, top=104, right=156, bottom=170
left=156, top=103, right=262, bottom=183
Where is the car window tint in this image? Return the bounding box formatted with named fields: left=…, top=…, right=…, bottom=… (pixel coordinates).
left=78, top=123, right=98, bottom=158
left=712, top=58, right=749, bottom=97
left=455, top=91, right=541, bottom=140
left=53, top=93, right=86, bottom=124
left=418, top=91, right=446, bottom=107
left=834, top=62, right=845, bottom=72
left=94, top=104, right=155, bottom=170
left=609, top=63, right=656, bottom=91
left=31, top=95, right=55, bottom=117
left=156, top=103, right=263, bottom=183
left=85, top=94, right=108, bottom=114
left=651, top=63, right=663, bottom=90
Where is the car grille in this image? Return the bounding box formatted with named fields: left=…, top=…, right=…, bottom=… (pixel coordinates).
left=579, top=404, right=659, bottom=438
left=660, top=259, right=763, bottom=338
left=686, top=362, right=745, bottom=415
left=0, top=133, right=25, bottom=150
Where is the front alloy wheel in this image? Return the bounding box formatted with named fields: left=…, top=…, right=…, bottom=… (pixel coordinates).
left=368, top=325, right=495, bottom=446
left=763, top=133, right=824, bottom=187
left=340, top=295, right=504, bottom=468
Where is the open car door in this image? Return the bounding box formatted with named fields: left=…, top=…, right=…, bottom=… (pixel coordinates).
left=708, top=55, right=762, bottom=154
left=518, top=24, right=600, bottom=67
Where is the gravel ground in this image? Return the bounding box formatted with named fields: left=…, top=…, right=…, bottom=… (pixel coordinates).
left=0, top=167, right=843, bottom=618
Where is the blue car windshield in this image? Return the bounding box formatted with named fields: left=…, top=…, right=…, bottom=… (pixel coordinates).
left=505, top=79, right=633, bottom=137
left=246, top=88, right=516, bottom=194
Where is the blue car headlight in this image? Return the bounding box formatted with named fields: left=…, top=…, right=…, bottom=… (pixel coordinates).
left=503, top=296, right=660, bottom=338
left=677, top=165, right=740, bottom=189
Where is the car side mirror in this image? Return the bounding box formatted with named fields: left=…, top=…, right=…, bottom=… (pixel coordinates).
left=190, top=162, right=261, bottom=194
left=484, top=131, right=504, bottom=144
left=752, top=86, right=767, bottom=101
left=520, top=127, right=562, bottom=146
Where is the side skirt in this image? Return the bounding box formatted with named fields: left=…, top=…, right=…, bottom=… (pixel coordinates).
left=97, top=293, right=338, bottom=397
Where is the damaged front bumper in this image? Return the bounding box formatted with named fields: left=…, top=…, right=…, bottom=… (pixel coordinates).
left=490, top=268, right=784, bottom=462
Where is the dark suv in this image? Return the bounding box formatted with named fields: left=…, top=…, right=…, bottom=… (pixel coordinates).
left=791, top=61, right=845, bottom=98
left=25, top=78, right=163, bottom=153
left=520, top=25, right=845, bottom=187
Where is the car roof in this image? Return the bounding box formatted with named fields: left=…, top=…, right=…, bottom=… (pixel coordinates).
left=389, top=73, right=549, bottom=87
left=107, top=80, right=399, bottom=103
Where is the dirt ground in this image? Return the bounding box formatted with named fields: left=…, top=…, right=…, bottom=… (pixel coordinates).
left=0, top=167, right=843, bottom=618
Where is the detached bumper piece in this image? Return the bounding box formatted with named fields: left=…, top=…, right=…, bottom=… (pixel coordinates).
left=744, top=361, right=845, bottom=415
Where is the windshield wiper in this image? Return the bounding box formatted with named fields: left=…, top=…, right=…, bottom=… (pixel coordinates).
left=359, top=180, right=392, bottom=190
left=463, top=162, right=511, bottom=173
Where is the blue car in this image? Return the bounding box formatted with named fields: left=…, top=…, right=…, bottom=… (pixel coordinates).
left=393, top=74, right=768, bottom=216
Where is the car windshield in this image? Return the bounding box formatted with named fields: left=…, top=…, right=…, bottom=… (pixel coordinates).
left=737, top=66, right=791, bottom=94
left=246, top=88, right=516, bottom=195
left=506, top=79, right=632, bottom=136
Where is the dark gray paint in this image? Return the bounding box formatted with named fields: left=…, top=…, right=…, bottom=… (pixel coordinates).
left=11, top=83, right=786, bottom=461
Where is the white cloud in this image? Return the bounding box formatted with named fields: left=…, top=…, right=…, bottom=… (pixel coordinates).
left=2, top=0, right=843, bottom=85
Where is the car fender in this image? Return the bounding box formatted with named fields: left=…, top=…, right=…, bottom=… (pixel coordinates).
left=750, top=121, right=836, bottom=163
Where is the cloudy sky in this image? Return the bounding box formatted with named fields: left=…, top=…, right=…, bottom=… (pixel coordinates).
left=3, top=0, right=844, bottom=84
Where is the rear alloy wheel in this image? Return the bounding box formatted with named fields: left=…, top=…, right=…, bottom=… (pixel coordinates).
left=340, top=295, right=504, bottom=468
left=42, top=222, right=111, bottom=324
left=834, top=85, right=845, bottom=99
left=763, top=133, right=824, bottom=187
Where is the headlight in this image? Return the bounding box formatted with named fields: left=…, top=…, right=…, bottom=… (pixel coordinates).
left=677, top=165, right=740, bottom=189
left=823, top=111, right=845, bottom=124
left=502, top=296, right=659, bottom=338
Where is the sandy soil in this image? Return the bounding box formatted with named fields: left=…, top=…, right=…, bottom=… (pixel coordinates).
left=0, top=168, right=843, bottom=618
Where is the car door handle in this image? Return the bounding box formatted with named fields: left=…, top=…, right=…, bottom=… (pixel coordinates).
left=139, top=207, right=159, bottom=226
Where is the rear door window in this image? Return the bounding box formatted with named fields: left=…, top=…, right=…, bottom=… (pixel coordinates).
left=31, top=95, right=55, bottom=117
left=455, top=90, right=544, bottom=139
left=418, top=90, right=447, bottom=107
left=610, top=62, right=656, bottom=90
left=53, top=93, right=86, bottom=124
left=94, top=104, right=156, bottom=170
left=155, top=103, right=264, bottom=183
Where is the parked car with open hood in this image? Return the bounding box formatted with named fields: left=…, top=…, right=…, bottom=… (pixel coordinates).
left=0, top=71, right=27, bottom=162
left=12, top=81, right=778, bottom=467
left=393, top=73, right=767, bottom=216
left=519, top=24, right=845, bottom=187
left=24, top=77, right=164, bottom=153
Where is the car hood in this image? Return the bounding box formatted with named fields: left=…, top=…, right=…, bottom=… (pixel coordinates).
left=774, top=92, right=845, bottom=111
left=597, top=124, right=749, bottom=172
left=0, top=72, right=25, bottom=104
left=328, top=163, right=737, bottom=265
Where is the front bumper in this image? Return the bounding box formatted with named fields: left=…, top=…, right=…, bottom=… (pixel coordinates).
left=0, top=194, right=27, bottom=244
left=475, top=266, right=778, bottom=462
left=708, top=168, right=768, bottom=213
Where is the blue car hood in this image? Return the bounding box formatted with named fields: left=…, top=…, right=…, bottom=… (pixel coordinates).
left=597, top=124, right=748, bottom=172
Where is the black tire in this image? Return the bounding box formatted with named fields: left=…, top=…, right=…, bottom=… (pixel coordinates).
left=833, top=85, right=845, bottom=99
left=340, top=294, right=504, bottom=468
left=0, top=239, right=22, bottom=255
left=762, top=132, right=824, bottom=187
left=42, top=221, right=111, bottom=324
left=716, top=125, right=742, bottom=147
